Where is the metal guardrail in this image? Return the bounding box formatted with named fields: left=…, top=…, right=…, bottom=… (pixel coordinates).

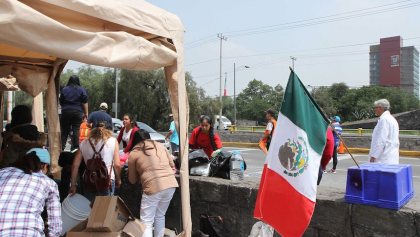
left=228, top=125, right=420, bottom=136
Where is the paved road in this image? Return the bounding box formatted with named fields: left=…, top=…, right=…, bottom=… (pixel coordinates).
left=224, top=146, right=420, bottom=208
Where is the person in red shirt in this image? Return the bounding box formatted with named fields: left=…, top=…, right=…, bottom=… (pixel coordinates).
left=189, top=116, right=223, bottom=158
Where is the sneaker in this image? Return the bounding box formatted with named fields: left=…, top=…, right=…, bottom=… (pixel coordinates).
left=330, top=169, right=337, bottom=174
left=322, top=170, right=328, bottom=174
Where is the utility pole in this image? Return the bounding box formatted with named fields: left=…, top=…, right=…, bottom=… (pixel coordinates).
left=290, top=56, right=297, bottom=70
left=115, top=68, right=119, bottom=119
left=233, top=63, right=236, bottom=125
left=218, top=33, right=227, bottom=130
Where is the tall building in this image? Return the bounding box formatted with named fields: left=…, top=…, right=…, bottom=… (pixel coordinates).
left=369, top=36, right=419, bottom=98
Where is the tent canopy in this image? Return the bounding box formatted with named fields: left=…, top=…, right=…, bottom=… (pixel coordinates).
left=0, top=0, right=191, bottom=235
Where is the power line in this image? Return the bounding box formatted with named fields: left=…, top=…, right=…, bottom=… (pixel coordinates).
left=186, top=36, right=420, bottom=67
left=226, top=1, right=420, bottom=38
left=185, top=0, right=419, bottom=49
left=194, top=44, right=420, bottom=85
left=223, top=0, right=414, bottom=35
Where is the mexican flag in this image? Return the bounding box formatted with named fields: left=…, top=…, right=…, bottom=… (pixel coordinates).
left=254, top=70, right=329, bottom=237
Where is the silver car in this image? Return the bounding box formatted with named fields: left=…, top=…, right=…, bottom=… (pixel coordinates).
left=111, top=118, right=170, bottom=150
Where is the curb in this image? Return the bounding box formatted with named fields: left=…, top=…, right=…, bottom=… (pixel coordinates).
left=223, top=142, right=420, bottom=158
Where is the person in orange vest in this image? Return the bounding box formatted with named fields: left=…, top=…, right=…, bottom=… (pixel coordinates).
left=79, top=116, right=90, bottom=144
left=259, top=109, right=277, bottom=154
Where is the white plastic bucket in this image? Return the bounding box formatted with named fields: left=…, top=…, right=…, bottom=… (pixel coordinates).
left=61, top=194, right=91, bottom=235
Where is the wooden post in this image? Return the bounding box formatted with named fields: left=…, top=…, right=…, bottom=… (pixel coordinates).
left=45, top=59, right=66, bottom=176
left=32, top=93, right=44, bottom=132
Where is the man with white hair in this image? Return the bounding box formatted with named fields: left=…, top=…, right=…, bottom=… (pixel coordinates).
left=369, top=99, right=400, bottom=164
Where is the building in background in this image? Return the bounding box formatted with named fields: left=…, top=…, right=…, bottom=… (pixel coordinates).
left=369, top=36, right=419, bottom=98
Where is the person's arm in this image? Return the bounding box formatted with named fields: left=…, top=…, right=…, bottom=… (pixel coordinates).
left=369, top=120, right=387, bottom=162
left=82, top=103, right=88, bottom=117
left=46, top=183, right=63, bottom=237
left=189, top=128, right=199, bottom=149
left=117, top=127, right=124, bottom=144
left=113, top=141, right=122, bottom=188
left=165, top=130, right=174, bottom=140
left=69, top=150, right=83, bottom=195
left=127, top=152, right=139, bottom=184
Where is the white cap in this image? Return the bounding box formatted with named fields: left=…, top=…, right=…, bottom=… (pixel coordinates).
left=100, top=102, right=108, bottom=110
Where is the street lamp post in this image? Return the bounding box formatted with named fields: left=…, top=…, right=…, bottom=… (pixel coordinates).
left=233, top=64, right=250, bottom=125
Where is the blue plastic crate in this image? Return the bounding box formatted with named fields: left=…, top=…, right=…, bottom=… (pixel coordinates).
left=345, top=163, right=414, bottom=210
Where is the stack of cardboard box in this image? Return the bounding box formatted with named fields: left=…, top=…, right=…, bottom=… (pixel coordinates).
left=66, top=196, right=144, bottom=237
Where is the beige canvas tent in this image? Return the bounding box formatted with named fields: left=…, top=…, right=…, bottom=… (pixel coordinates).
left=0, top=0, right=191, bottom=235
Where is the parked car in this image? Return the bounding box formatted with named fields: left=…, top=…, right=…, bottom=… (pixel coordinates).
left=111, top=118, right=170, bottom=150
left=214, top=115, right=232, bottom=130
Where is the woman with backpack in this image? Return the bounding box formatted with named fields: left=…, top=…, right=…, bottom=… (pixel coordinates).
left=69, top=123, right=121, bottom=201
left=189, top=115, right=223, bottom=159
left=127, top=130, right=178, bottom=237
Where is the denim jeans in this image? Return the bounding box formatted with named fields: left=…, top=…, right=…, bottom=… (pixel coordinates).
left=83, top=179, right=115, bottom=203
left=140, top=188, right=176, bottom=237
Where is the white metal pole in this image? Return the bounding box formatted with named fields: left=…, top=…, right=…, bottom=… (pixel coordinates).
left=7, top=91, right=12, bottom=123
left=217, top=33, right=227, bottom=130
left=115, top=68, right=119, bottom=118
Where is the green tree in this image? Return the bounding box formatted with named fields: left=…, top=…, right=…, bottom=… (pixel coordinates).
left=236, top=79, right=284, bottom=122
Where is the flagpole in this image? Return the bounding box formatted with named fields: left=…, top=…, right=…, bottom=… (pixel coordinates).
left=289, top=66, right=360, bottom=168
left=331, top=125, right=360, bottom=168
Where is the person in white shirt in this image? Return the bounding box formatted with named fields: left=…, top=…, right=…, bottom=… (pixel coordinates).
left=369, top=99, right=400, bottom=164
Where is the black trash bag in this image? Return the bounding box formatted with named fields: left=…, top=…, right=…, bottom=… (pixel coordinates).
left=209, top=151, right=232, bottom=179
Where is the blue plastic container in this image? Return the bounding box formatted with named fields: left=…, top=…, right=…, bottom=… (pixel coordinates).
left=345, top=163, right=414, bottom=210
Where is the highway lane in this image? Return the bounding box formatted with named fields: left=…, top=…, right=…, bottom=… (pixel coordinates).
left=224, top=146, right=420, bottom=208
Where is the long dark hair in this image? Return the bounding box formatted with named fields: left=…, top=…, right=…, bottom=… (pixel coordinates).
left=67, top=75, right=81, bottom=87
left=130, top=129, right=156, bottom=155
left=200, top=115, right=217, bottom=151
left=123, top=113, right=138, bottom=128
left=14, top=151, right=42, bottom=174
left=11, top=105, right=32, bottom=128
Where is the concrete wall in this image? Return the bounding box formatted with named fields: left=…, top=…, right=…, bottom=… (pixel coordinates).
left=342, top=109, right=420, bottom=130
left=119, top=176, right=420, bottom=237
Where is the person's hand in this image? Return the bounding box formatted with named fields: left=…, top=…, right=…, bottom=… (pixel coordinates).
left=211, top=149, right=222, bottom=158
left=115, top=179, right=122, bottom=188
left=68, top=185, right=77, bottom=196
left=370, top=157, right=376, bottom=163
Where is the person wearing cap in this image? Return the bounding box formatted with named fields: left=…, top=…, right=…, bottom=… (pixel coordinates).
left=60, top=75, right=88, bottom=151
left=259, top=109, right=277, bottom=154
left=329, top=116, right=343, bottom=173
left=87, top=102, right=113, bottom=130
left=164, top=114, right=179, bottom=155
left=369, top=99, right=400, bottom=164
left=0, top=148, right=62, bottom=237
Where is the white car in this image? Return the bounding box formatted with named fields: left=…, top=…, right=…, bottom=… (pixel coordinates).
left=111, top=118, right=171, bottom=150
left=214, top=115, right=232, bottom=130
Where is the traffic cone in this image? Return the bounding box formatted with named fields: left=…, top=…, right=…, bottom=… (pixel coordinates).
left=338, top=141, right=345, bottom=154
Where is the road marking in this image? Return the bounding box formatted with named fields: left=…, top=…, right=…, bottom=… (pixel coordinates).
left=225, top=147, right=260, bottom=151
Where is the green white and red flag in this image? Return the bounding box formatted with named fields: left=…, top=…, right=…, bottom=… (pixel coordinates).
left=254, top=70, right=329, bottom=237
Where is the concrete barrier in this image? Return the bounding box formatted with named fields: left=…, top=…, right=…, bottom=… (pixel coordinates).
left=119, top=175, right=420, bottom=237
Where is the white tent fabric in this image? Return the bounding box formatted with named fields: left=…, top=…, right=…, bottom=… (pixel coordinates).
left=0, top=0, right=191, bottom=235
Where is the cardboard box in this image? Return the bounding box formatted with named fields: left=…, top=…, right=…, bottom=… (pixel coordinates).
left=86, top=196, right=133, bottom=232
left=67, top=219, right=145, bottom=237
left=66, top=220, right=120, bottom=237
left=121, top=219, right=145, bottom=236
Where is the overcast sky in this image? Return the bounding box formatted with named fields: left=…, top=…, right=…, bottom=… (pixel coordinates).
left=65, top=0, right=420, bottom=97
